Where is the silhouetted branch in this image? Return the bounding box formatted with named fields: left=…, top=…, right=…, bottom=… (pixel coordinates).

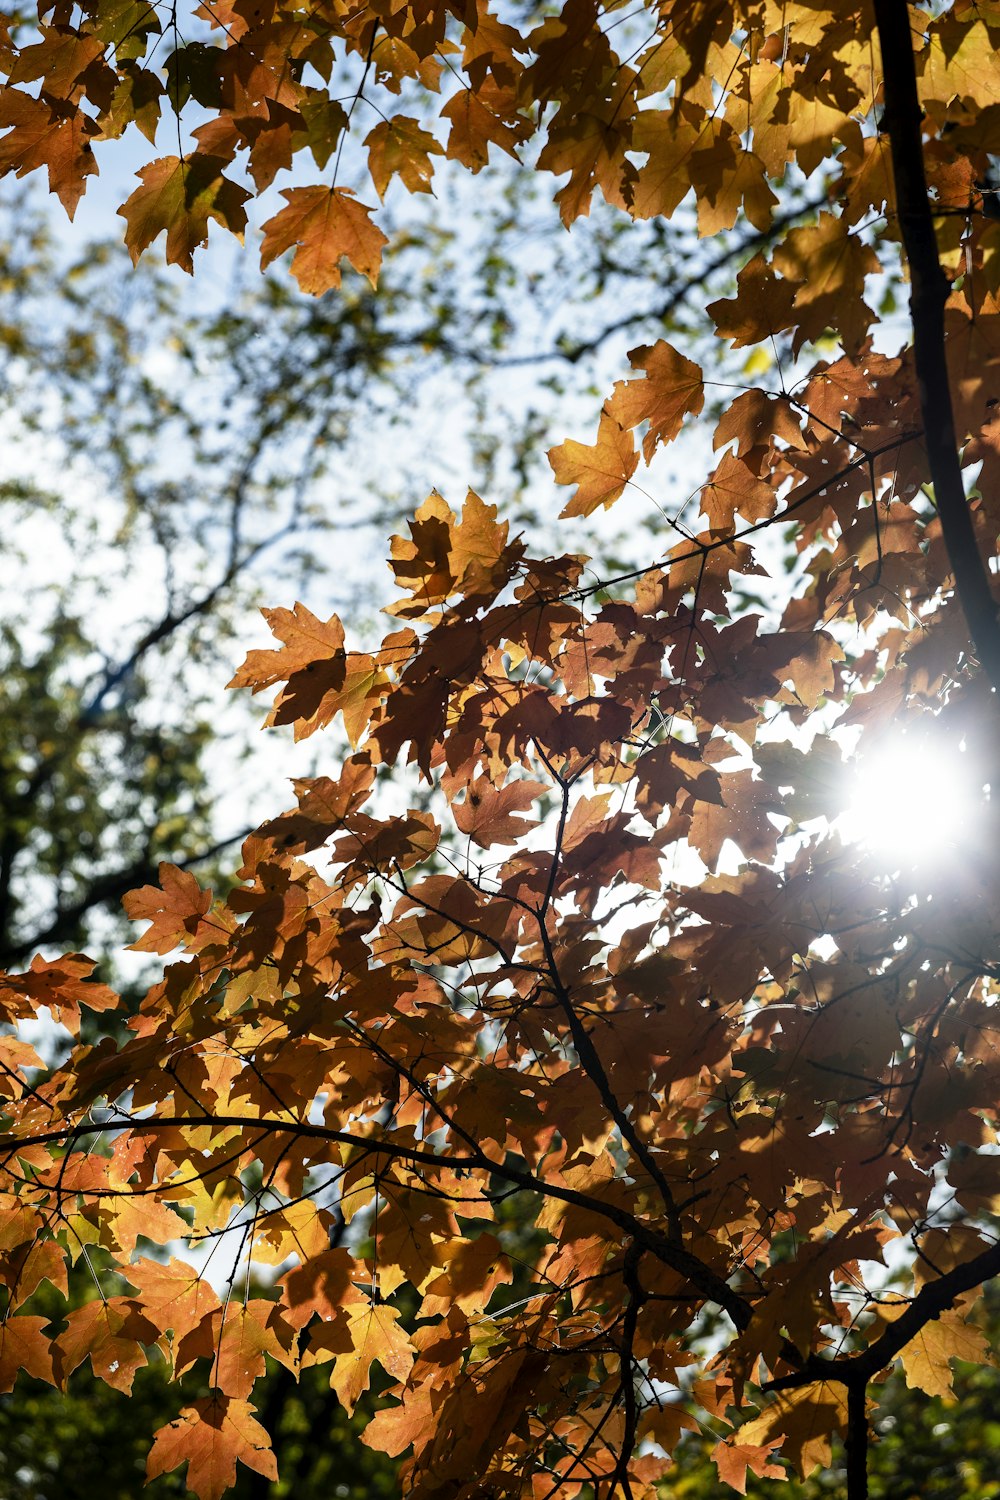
left=874, top=0, right=1000, bottom=687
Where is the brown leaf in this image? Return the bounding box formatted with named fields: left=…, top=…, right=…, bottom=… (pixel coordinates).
left=454, top=776, right=546, bottom=848
left=365, top=115, right=443, bottom=198
left=608, top=340, right=704, bottom=460
left=0, top=89, right=98, bottom=216
left=0, top=1316, right=56, bottom=1393
left=119, top=155, right=249, bottom=271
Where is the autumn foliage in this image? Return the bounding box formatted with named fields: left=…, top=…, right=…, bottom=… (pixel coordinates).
left=5, top=1, right=1000, bottom=1497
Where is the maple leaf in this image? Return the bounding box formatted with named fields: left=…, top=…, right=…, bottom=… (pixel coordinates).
left=8, top=7, right=1000, bottom=1498
left=0, top=90, right=98, bottom=216
left=58, top=1297, right=159, bottom=1394
left=630, top=106, right=703, bottom=219
left=691, top=141, right=777, bottom=235
left=710, top=1438, right=784, bottom=1494
left=228, top=602, right=387, bottom=742
left=125, top=1257, right=221, bottom=1345
left=708, top=253, right=800, bottom=348
left=538, top=111, right=637, bottom=226
left=146, top=1396, right=277, bottom=1500
left=739, top=1384, right=850, bottom=1481
left=260, top=186, right=388, bottom=294
left=891, top=1302, right=989, bottom=1399
left=700, top=451, right=777, bottom=528
left=0, top=952, right=116, bottom=1030
left=0, top=1315, right=57, bottom=1393
left=325, top=1301, right=415, bottom=1414
left=453, top=775, right=546, bottom=847
left=123, top=862, right=214, bottom=955
left=422, top=1232, right=513, bottom=1315
left=119, top=155, right=250, bottom=272
left=608, top=340, right=705, bottom=460
left=440, top=81, right=529, bottom=171
left=177, top=1300, right=298, bottom=1397
left=0, top=1234, right=68, bottom=1308
left=230, top=602, right=345, bottom=698
left=365, top=115, right=443, bottom=198
left=98, top=1192, right=190, bottom=1256
left=772, top=211, right=880, bottom=353
left=99, top=63, right=162, bottom=143
left=548, top=409, right=638, bottom=517
left=684, top=767, right=783, bottom=873
left=448, top=489, right=519, bottom=599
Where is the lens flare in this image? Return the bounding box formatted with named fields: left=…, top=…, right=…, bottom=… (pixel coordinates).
left=839, top=734, right=984, bottom=867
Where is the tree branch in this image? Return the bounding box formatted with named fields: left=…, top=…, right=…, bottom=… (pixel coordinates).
left=845, top=1379, right=869, bottom=1500
left=874, top=0, right=1000, bottom=686
left=0, top=1109, right=754, bottom=1332
left=763, top=1237, right=1000, bottom=1396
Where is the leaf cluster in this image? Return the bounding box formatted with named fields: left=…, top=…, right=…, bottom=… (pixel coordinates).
left=5, top=4, right=1000, bottom=1499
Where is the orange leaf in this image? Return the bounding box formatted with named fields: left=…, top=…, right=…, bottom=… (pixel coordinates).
left=58, top=1297, right=158, bottom=1393
left=125, top=1257, right=221, bottom=1345
left=710, top=1438, right=784, bottom=1494
left=146, top=1396, right=277, bottom=1500
left=738, top=1384, right=850, bottom=1481
left=260, top=186, right=387, bottom=294
left=98, top=1193, right=190, bottom=1256
left=123, top=862, right=213, bottom=955
left=228, top=602, right=381, bottom=741
left=772, top=211, right=880, bottom=353
left=230, top=602, right=345, bottom=695
left=177, top=1300, right=298, bottom=1398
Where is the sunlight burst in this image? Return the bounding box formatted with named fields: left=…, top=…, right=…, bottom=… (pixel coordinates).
left=840, top=734, right=985, bottom=868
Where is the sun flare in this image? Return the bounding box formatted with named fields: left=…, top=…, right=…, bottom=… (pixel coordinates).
left=840, top=735, right=986, bottom=867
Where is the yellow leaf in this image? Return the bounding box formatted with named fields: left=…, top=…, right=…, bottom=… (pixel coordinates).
left=890, top=1303, right=989, bottom=1399
left=549, top=409, right=638, bottom=517
left=329, top=1302, right=414, bottom=1413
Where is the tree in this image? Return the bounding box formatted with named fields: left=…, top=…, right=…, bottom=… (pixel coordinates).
left=2, top=2, right=1000, bottom=1498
